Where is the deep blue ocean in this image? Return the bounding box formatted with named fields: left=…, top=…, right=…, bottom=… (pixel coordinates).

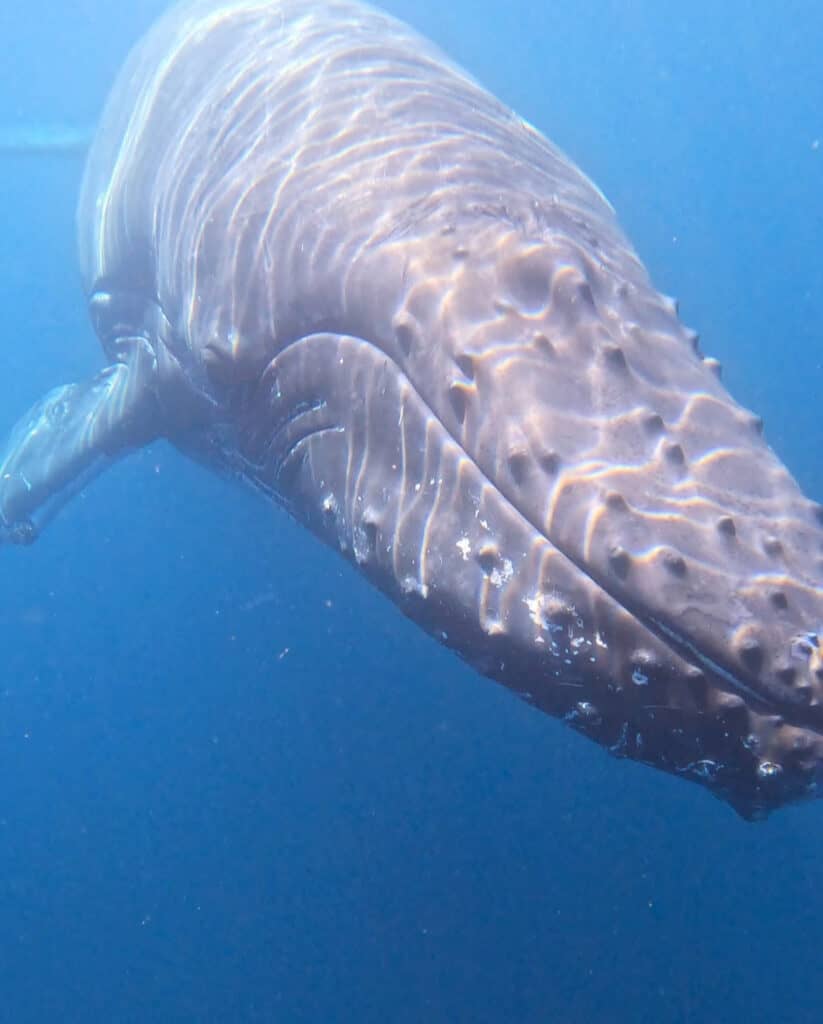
left=0, top=2, right=821, bottom=1021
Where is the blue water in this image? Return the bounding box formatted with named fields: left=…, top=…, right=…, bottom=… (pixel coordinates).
left=0, top=1, right=821, bottom=1021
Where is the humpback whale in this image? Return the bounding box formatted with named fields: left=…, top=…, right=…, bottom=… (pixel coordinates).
left=1, top=0, right=822, bottom=819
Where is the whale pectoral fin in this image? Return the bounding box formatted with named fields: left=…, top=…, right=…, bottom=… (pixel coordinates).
left=0, top=336, right=160, bottom=543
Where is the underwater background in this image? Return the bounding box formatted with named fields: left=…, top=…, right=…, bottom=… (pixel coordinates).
left=0, top=1, right=821, bottom=1020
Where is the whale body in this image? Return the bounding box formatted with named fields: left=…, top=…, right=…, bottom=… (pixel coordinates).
left=1, top=0, right=822, bottom=818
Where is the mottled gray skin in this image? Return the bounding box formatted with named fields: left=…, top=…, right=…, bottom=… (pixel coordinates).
left=1, top=0, right=822, bottom=818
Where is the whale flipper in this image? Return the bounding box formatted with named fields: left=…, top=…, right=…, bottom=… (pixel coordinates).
left=0, top=336, right=160, bottom=543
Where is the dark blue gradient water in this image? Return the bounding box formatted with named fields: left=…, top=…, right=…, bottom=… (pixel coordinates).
left=0, top=2, right=821, bottom=1021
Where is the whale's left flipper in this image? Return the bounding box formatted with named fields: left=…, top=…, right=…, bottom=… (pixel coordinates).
left=0, top=337, right=160, bottom=543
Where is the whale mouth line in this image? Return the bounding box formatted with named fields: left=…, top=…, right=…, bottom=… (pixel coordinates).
left=276, top=328, right=797, bottom=722
left=400, top=339, right=820, bottom=724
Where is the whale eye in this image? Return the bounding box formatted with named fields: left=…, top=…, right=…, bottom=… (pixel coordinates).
left=88, top=284, right=146, bottom=346
left=47, top=398, right=69, bottom=425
